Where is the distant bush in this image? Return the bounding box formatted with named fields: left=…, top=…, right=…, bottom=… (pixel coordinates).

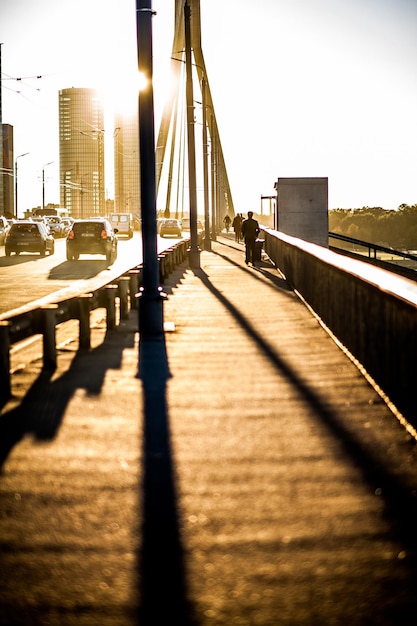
left=329, top=204, right=417, bottom=250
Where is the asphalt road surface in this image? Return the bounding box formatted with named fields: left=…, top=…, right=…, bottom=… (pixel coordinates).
left=0, top=232, right=185, bottom=316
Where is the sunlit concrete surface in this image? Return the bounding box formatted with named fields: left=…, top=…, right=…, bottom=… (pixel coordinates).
left=1, top=237, right=417, bottom=625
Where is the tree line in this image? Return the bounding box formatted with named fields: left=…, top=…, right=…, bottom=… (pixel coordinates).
left=329, top=204, right=417, bottom=251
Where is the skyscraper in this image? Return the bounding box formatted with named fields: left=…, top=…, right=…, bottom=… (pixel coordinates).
left=114, top=110, right=140, bottom=216
left=59, top=88, right=105, bottom=218
left=1, top=124, right=14, bottom=218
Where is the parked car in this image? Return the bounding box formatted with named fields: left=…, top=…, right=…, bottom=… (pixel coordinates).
left=66, top=218, right=118, bottom=263
left=159, top=218, right=182, bottom=238
left=5, top=220, right=55, bottom=256
left=0, top=216, right=10, bottom=245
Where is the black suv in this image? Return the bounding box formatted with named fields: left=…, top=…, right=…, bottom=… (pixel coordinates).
left=5, top=220, right=55, bottom=256
left=66, top=219, right=118, bottom=263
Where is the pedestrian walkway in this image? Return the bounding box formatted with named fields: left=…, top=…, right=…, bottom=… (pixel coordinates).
left=1, top=237, right=417, bottom=626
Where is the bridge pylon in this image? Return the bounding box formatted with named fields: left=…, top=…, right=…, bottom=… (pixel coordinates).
left=156, top=0, right=235, bottom=235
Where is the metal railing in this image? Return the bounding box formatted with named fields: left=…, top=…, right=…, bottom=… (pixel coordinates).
left=264, top=228, right=417, bottom=427
left=0, top=239, right=191, bottom=403
left=329, top=232, right=417, bottom=280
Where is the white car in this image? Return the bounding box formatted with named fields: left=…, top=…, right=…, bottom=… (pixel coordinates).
left=0, top=216, right=10, bottom=245
left=60, top=217, right=74, bottom=235
left=45, top=216, right=66, bottom=237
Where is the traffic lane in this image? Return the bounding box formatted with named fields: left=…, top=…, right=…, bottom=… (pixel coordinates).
left=0, top=233, right=188, bottom=316
left=0, top=236, right=142, bottom=316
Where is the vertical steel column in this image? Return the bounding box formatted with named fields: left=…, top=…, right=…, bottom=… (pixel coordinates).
left=202, top=74, right=211, bottom=251
left=210, top=114, right=216, bottom=241
left=136, top=0, right=166, bottom=338
left=184, top=0, right=200, bottom=269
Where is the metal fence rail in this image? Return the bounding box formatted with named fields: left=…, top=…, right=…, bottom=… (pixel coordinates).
left=0, top=239, right=190, bottom=404
left=265, top=228, right=417, bottom=427
left=329, top=231, right=417, bottom=280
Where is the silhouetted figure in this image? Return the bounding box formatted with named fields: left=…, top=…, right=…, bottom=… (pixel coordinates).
left=232, top=213, right=243, bottom=242
left=241, top=211, right=259, bottom=265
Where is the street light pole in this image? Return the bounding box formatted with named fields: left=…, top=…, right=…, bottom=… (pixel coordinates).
left=42, top=161, right=54, bottom=211
left=136, top=0, right=166, bottom=339
left=15, top=152, right=29, bottom=219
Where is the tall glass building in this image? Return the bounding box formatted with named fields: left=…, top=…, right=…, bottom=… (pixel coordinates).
left=1, top=124, right=14, bottom=218
left=59, top=88, right=105, bottom=218
left=114, top=111, right=140, bottom=216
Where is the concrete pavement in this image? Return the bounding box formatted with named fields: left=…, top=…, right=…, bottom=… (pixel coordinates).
left=1, top=236, right=417, bottom=625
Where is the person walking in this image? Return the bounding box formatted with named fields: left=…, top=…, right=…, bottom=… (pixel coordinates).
left=241, top=211, right=260, bottom=265
left=232, top=213, right=243, bottom=242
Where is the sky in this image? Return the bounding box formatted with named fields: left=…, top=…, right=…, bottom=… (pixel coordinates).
left=1, top=0, right=417, bottom=217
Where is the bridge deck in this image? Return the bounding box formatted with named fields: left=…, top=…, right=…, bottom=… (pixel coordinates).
left=1, top=236, right=417, bottom=625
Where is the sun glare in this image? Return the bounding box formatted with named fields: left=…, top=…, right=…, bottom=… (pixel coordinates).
left=98, top=70, right=148, bottom=118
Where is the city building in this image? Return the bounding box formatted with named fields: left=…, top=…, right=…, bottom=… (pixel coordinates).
left=1, top=124, right=14, bottom=218
left=59, top=88, right=105, bottom=218
left=114, top=111, right=140, bottom=217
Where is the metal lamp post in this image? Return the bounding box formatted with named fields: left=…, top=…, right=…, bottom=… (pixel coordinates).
left=42, top=161, right=54, bottom=211
left=15, top=152, right=29, bottom=219
left=136, top=0, right=166, bottom=339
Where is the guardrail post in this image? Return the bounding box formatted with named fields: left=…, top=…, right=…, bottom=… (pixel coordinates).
left=0, top=321, right=11, bottom=403
left=78, top=294, right=93, bottom=350
left=128, top=270, right=141, bottom=310
left=158, top=254, right=164, bottom=282
left=42, top=304, right=58, bottom=370
left=158, top=253, right=169, bottom=281
left=105, top=285, right=118, bottom=331
left=166, top=248, right=173, bottom=274
left=118, top=277, right=131, bottom=320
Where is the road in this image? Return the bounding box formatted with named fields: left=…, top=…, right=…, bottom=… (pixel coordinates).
left=0, top=232, right=185, bottom=316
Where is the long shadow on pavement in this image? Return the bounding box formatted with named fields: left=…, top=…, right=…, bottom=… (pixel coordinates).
left=193, top=263, right=417, bottom=600
left=214, top=249, right=291, bottom=292
left=0, top=327, right=135, bottom=470
left=137, top=337, right=197, bottom=626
